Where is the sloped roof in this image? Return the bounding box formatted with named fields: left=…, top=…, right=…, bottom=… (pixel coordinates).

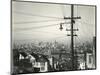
left=31, top=53, right=49, bottom=62
left=19, top=52, right=27, bottom=57
left=37, top=55, right=49, bottom=62
left=31, top=52, right=39, bottom=60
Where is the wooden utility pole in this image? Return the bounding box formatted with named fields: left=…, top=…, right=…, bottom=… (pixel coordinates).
left=71, top=4, right=75, bottom=70
left=64, top=4, right=81, bottom=70
left=60, top=4, right=81, bottom=70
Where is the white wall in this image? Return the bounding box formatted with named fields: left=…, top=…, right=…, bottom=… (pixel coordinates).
left=0, top=0, right=100, bottom=75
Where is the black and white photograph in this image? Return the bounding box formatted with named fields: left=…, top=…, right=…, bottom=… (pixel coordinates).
left=11, top=0, right=96, bottom=74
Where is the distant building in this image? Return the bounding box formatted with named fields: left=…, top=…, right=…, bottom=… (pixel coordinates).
left=86, top=52, right=93, bottom=69
left=86, top=36, right=96, bottom=69
left=93, top=36, right=96, bottom=68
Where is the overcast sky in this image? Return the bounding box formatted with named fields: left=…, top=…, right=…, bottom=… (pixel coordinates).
left=12, top=1, right=96, bottom=45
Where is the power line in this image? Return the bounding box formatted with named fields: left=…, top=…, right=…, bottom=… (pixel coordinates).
left=13, top=21, right=71, bottom=31
left=14, top=11, right=64, bottom=19
left=76, top=21, right=94, bottom=37
left=25, top=30, right=67, bottom=36
left=76, top=20, right=95, bottom=26
left=13, top=19, right=65, bottom=24
left=76, top=36, right=82, bottom=44
left=14, top=23, right=61, bottom=31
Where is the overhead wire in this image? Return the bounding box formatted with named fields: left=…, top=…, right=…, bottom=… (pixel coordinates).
left=14, top=11, right=64, bottom=20
left=75, top=5, right=95, bottom=38
left=77, top=21, right=94, bottom=37
left=61, top=5, right=70, bottom=35
left=75, top=5, right=94, bottom=38
left=14, top=23, right=61, bottom=31
left=75, top=21, right=93, bottom=44
left=13, top=19, right=65, bottom=24
left=12, top=2, right=95, bottom=46
left=24, top=30, right=67, bottom=36
left=14, top=21, right=71, bottom=31
left=75, top=36, right=83, bottom=46
left=76, top=20, right=95, bottom=26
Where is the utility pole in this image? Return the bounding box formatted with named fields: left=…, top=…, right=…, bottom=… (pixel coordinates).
left=64, top=4, right=81, bottom=70
left=59, top=4, right=81, bottom=70
left=71, top=4, right=75, bottom=70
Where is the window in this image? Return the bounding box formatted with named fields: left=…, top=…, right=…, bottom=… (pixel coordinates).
left=40, top=62, right=45, bottom=66
left=41, top=67, right=45, bottom=70
left=89, top=55, right=92, bottom=63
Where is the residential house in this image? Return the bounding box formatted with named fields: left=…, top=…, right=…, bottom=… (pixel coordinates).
left=48, top=56, right=59, bottom=71
left=31, top=53, right=49, bottom=72
left=19, top=51, right=28, bottom=60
